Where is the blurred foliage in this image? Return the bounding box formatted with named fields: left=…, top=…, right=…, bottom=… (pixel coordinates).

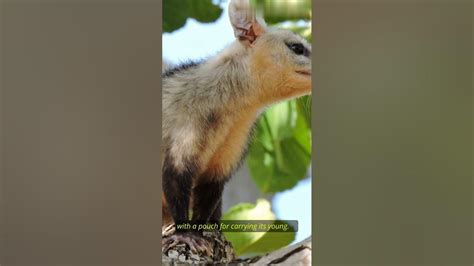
left=252, top=0, right=311, bottom=24
left=247, top=99, right=311, bottom=193
left=163, top=0, right=223, bottom=33
left=163, top=0, right=311, bottom=256
left=222, top=199, right=295, bottom=255
left=278, top=22, right=312, bottom=42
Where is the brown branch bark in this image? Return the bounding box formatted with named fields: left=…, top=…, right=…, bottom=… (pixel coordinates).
left=245, top=237, right=312, bottom=265
left=162, top=224, right=311, bottom=265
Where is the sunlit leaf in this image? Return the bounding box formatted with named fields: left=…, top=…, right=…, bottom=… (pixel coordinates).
left=253, top=0, right=311, bottom=24
left=222, top=199, right=295, bottom=256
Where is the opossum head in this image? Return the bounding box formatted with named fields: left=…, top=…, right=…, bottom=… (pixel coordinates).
left=229, top=0, right=311, bottom=105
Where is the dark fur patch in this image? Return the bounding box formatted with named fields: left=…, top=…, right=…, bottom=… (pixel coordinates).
left=205, top=111, right=219, bottom=129
left=191, top=180, right=225, bottom=224
left=162, top=152, right=197, bottom=225
left=162, top=60, right=202, bottom=78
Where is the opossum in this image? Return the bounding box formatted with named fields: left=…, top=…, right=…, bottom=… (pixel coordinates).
left=162, top=0, right=311, bottom=256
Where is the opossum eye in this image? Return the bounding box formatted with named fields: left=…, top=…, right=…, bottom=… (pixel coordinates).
left=286, top=42, right=308, bottom=56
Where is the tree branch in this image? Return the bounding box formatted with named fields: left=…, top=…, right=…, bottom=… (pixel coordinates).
left=162, top=225, right=312, bottom=265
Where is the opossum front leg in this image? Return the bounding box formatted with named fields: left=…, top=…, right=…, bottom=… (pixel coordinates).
left=191, top=179, right=225, bottom=224
left=162, top=153, right=194, bottom=225
left=162, top=154, right=214, bottom=256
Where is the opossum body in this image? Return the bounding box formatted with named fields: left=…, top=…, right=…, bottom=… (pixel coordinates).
left=162, top=48, right=259, bottom=226
left=162, top=0, right=311, bottom=255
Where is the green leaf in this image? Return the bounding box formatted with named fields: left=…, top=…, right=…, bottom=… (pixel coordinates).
left=222, top=199, right=295, bottom=256
left=247, top=99, right=311, bottom=193
left=254, top=0, right=311, bottom=24
left=240, top=223, right=295, bottom=255
left=163, top=0, right=223, bottom=33
left=296, top=96, right=312, bottom=128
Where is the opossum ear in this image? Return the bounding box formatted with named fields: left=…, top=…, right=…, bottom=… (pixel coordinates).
left=229, top=0, right=266, bottom=46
